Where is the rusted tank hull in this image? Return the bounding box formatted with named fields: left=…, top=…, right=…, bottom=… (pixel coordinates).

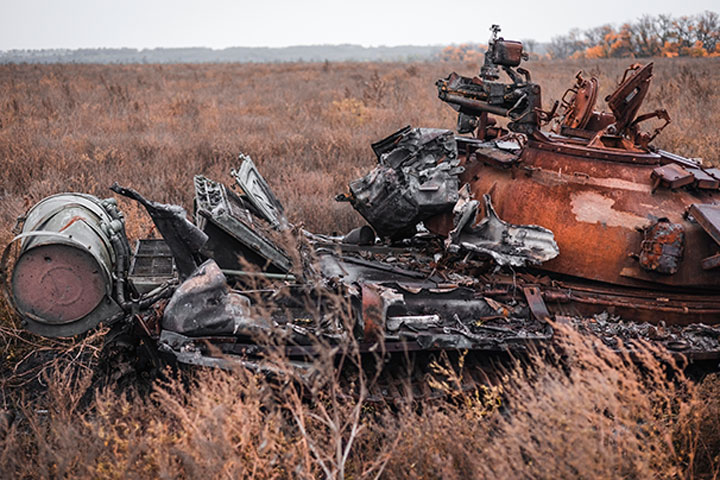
left=459, top=140, right=720, bottom=291
left=541, top=279, right=720, bottom=326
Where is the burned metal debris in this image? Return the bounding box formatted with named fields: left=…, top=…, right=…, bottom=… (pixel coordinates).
left=3, top=25, right=720, bottom=387
left=162, top=260, right=254, bottom=336
left=338, top=127, right=463, bottom=239
left=446, top=191, right=558, bottom=267
left=571, top=312, right=720, bottom=361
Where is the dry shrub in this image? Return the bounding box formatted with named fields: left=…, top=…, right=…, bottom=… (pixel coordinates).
left=380, top=324, right=717, bottom=479
left=1, top=318, right=718, bottom=479
left=1, top=58, right=719, bottom=242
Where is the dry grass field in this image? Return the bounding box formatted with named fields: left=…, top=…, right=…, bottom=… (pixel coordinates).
left=2, top=58, right=719, bottom=241
left=1, top=57, right=720, bottom=478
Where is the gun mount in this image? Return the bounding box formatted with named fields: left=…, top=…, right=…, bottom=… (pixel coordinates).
left=436, top=26, right=671, bottom=150
left=437, top=26, right=542, bottom=136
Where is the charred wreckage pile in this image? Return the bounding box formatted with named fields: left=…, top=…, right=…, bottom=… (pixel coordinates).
left=3, top=26, right=720, bottom=391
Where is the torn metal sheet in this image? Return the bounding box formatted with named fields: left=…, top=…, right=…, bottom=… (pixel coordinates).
left=341, top=127, right=463, bottom=239
left=162, top=260, right=258, bottom=336
left=316, top=251, right=433, bottom=287
left=386, top=315, right=442, bottom=332
left=446, top=192, right=559, bottom=267
left=194, top=175, right=292, bottom=274
left=230, top=154, right=287, bottom=229
left=522, top=286, right=550, bottom=322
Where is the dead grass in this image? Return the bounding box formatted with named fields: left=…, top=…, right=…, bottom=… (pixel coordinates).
left=1, top=57, right=720, bottom=478
left=1, top=58, right=719, bottom=243
left=1, top=319, right=719, bottom=479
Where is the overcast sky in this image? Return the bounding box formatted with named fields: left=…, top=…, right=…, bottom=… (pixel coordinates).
left=1, top=0, right=717, bottom=50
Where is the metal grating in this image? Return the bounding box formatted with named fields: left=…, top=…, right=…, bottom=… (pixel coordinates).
left=128, top=239, right=177, bottom=293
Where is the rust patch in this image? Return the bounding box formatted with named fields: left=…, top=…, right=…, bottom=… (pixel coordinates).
left=361, top=284, right=385, bottom=342
left=58, top=215, right=86, bottom=233
left=638, top=218, right=685, bottom=275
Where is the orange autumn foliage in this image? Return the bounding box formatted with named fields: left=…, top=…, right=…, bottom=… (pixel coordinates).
left=550, top=12, right=718, bottom=59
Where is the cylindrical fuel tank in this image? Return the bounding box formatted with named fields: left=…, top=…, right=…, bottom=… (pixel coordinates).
left=9, top=193, right=125, bottom=336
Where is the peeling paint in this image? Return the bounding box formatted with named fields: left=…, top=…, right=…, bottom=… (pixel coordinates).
left=570, top=191, right=648, bottom=229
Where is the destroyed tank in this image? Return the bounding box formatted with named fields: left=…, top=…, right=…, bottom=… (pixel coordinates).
left=342, top=25, right=720, bottom=326
left=2, top=26, right=720, bottom=389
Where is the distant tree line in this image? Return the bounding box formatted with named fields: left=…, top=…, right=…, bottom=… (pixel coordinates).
left=548, top=11, right=719, bottom=59
left=3, top=12, right=717, bottom=65
left=0, top=45, right=443, bottom=64
left=438, top=44, right=487, bottom=63
left=438, top=11, right=719, bottom=63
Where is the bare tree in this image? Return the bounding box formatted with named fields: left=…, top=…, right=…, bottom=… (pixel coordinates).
left=522, top=38, right=537, bottom=54
left=584, top=24, right=613, bottom=46
left=654, top=14, right=675, bottom=46
left=671, top=15, right=695, bottom=48
left=695, top=10, right=720, bottom=52
left=547, top=35, right=571, bottom=59
left=631, top=15, right=661, bottom=57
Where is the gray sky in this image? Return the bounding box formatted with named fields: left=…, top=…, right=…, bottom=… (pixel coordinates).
left=1, top=0, right=717, bottom=50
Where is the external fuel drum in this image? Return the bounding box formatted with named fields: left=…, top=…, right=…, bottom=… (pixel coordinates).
left=8, top=193, right=125, bottom=336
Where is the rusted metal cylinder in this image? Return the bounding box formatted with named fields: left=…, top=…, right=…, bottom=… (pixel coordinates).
left=8, top=193, right=125, bottom=336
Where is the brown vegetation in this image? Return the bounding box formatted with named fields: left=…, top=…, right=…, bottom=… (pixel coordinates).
left=439, top=44, right=488, bottom=63
left=1, top=57, right=719, bottom=242
left=2, top=316, right=719, bottom=478
left=1, top=57, right=720, bottom=478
